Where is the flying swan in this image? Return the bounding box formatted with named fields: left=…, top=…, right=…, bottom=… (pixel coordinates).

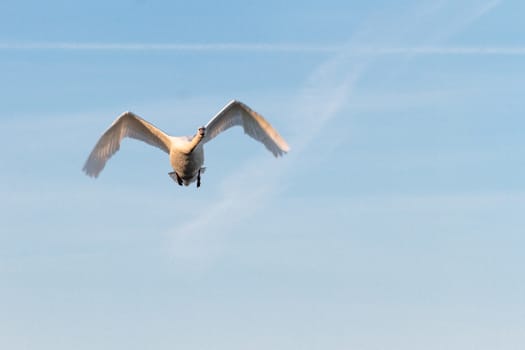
left=82, top=100, right=290, bottom=187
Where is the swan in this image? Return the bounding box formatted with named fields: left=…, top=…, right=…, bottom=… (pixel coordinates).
left=82, top=100, right=290, bottom=187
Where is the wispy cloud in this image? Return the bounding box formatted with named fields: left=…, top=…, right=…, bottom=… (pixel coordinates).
left=0, top=42, right=336, bottom=52
left=167, top=52, right=365, bottom=265
left=347, top=46, right=525, bottom=55
left=167, top=0, right=510, bottom=264
left=1, top=41, right=523, bottom=55
left=472, top=0, right=503, bottom=19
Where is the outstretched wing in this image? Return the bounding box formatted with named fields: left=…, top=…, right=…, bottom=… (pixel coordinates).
left=203, top=100, right=290, bottom=157
left=83, top=111, right=172, bottom=177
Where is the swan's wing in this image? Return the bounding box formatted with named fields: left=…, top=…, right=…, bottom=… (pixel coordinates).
left=203, top=100, right=290, bottom=157
left=83, top=111, right=172, bottom=177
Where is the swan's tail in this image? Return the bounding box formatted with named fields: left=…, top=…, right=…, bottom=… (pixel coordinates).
left=168, top=167, right=206, bottom=187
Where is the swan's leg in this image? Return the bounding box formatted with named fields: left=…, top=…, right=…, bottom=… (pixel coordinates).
left=168, top=171, right=183, bottom=186
left=197, top=168, right=201, bottom=188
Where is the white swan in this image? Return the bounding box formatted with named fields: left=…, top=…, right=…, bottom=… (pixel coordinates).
left=82, top=100, right=290, bottom=187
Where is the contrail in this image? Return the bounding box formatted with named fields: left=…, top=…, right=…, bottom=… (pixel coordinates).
left=166, top=0, right=510, bottom=264
left=354, top=46, right=525, bottom=55
left=1, top=42, right=524, bottom=55
left=0, top=42, right=338, bottom=52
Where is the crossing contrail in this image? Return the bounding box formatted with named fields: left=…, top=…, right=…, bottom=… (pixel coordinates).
left=1, top=42, right=524, bottom=55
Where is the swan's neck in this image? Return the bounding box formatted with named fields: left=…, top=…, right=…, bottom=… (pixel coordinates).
left=186, top=132, right=204, bottom=153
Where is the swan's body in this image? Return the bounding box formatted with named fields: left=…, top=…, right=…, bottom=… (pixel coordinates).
left=83, top=100, right=290, bottom=187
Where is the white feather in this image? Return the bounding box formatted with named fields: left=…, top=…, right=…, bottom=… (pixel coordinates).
left=204, top=100, right=290, bottom=157
left=83, top=100, right=290, bottom=186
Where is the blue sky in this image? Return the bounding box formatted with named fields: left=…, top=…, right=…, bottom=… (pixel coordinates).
left=1, top=0, right=524, bottom=349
